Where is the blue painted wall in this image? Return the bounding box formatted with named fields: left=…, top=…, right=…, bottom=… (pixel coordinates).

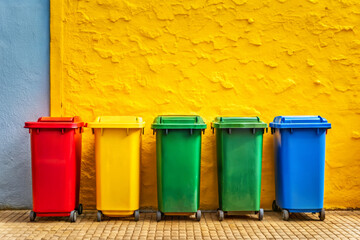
left=0, top=0, right=49, bottom=208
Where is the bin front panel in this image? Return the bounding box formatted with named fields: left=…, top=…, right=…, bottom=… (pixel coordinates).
left=274, top=128, right=326, bottom=211
left=95, top=128, right=141, bottom=212
left=156, top=129, right=202, bottom=213
left=217, top=128, right=263, bottom=211
left=31, top=128, right=80, bottom=214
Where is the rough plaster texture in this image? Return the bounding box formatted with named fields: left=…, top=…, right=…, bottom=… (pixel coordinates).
left=51, top=0, right=360, bottom=210
left=0, top=0, right=49, bottom=208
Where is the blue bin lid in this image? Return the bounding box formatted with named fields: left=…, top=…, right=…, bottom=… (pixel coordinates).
left=269, top=116, right=331, bottom=129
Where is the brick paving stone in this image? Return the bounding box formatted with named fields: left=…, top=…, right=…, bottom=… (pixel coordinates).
left=0, top=211, right=360, bottom=239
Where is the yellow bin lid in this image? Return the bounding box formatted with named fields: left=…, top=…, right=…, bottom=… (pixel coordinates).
left=86, top=116, right=145, bottom=128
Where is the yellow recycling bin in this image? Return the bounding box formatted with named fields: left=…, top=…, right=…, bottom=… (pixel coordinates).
left=87, top=116, right=145, bottom=222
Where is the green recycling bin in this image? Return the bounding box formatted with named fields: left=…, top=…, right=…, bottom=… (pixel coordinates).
left=212, top=117, right=267, bottom=221
left=151, top=115, right=207, bottom=222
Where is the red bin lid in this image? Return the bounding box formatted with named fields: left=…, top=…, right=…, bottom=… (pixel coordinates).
left=24, top=116, right=84, bottom=129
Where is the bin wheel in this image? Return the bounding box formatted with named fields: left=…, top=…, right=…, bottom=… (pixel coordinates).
left=195, top=210, right=201, bottom=221
left=282, top=209, right=289, bottom=221
left=77, top=204, right=83, bottom=215
left=134, top=210, right=140, bottom=222
left=156, top=211, right=162, bottom=222
left=97, top=211, right=102, bottom=222
left=258, top=208, right=264, bottom=221
left=319, top=208, right=325, bottom=221
left=30, top=211, right=36, bottom=222
left=272, top=200, right=279, bottom=212
left=217, top=209, right=224, bottom=221
left=70, top=210, right=77, bottom=222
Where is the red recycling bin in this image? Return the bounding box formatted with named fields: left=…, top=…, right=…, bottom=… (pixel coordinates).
left=24, top=117, right=84, bottom=222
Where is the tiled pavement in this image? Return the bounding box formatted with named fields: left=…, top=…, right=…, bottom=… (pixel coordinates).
left=0, top=210, right=359, bottom=239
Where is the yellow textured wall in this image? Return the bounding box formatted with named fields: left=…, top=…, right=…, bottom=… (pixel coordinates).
left=51, top=0, right=360, bottom=210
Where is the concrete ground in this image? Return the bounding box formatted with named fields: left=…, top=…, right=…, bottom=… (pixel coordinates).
left=0, top=210, right=359, bottom=239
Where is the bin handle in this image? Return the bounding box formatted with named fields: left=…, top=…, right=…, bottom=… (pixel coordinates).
left=211, top=126, right=214, bottom=134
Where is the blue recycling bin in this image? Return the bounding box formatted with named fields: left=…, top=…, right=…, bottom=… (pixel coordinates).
left=270, top=116, right=331, bottom=221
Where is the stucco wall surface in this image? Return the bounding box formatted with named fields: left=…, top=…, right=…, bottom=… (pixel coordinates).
left=0, top=0, right=49, bottom=208
left=51, top=0, right=360, bottom=210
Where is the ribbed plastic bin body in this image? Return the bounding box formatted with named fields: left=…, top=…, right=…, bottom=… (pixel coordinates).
left=212, top=117, right=267, bottom=221
left=24, top=117, right=84, bottom=222
left=151, top=115, right=206, bottom=221
left=87, top=116, right=145, bottom=222
left=270, top=116, right=331, bottom=221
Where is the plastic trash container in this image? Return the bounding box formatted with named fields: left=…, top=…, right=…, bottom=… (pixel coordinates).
left=87, top=116, right=145, bottom=222
left=151, top=115, right=206, bottom=222
left=24, top=116, right=84, bottom=222
left=270, top=116, right=331, bottom=221
left=212, top=117, right=267, bottom=221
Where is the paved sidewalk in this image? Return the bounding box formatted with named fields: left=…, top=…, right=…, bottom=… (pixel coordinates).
left=0, top=210, right=359, bottom=239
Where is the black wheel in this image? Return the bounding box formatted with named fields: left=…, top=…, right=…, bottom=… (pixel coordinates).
left=30, top=211, right=36, bottom=222
left=195, top=210, right=201, bottom=221
left=70, top=210, right=77, bottom=222
left=258, top=208, right=264, bottom=221
left=282, top=209, right=289, bottom=221
left=319, top=208, right=325, bottom=221
left=272, top=200, right=279, bottom=212
left=217, top=209, right=224, bottom=221
left=134, top=210, right=140, bottom=222
left=97, top=211, right=102, bottom=222
left=77, top=204, right=83, bottom=215
left=156, top=211, right=162, bottom=222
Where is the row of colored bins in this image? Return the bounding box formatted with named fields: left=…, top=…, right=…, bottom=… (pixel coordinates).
left=24, top=115, right=331, bottom=222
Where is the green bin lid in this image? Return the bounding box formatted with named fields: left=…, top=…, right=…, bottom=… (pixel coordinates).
left=211, top=117, right=267, bottom=129
left=151, top=115, right=207, bottom=129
